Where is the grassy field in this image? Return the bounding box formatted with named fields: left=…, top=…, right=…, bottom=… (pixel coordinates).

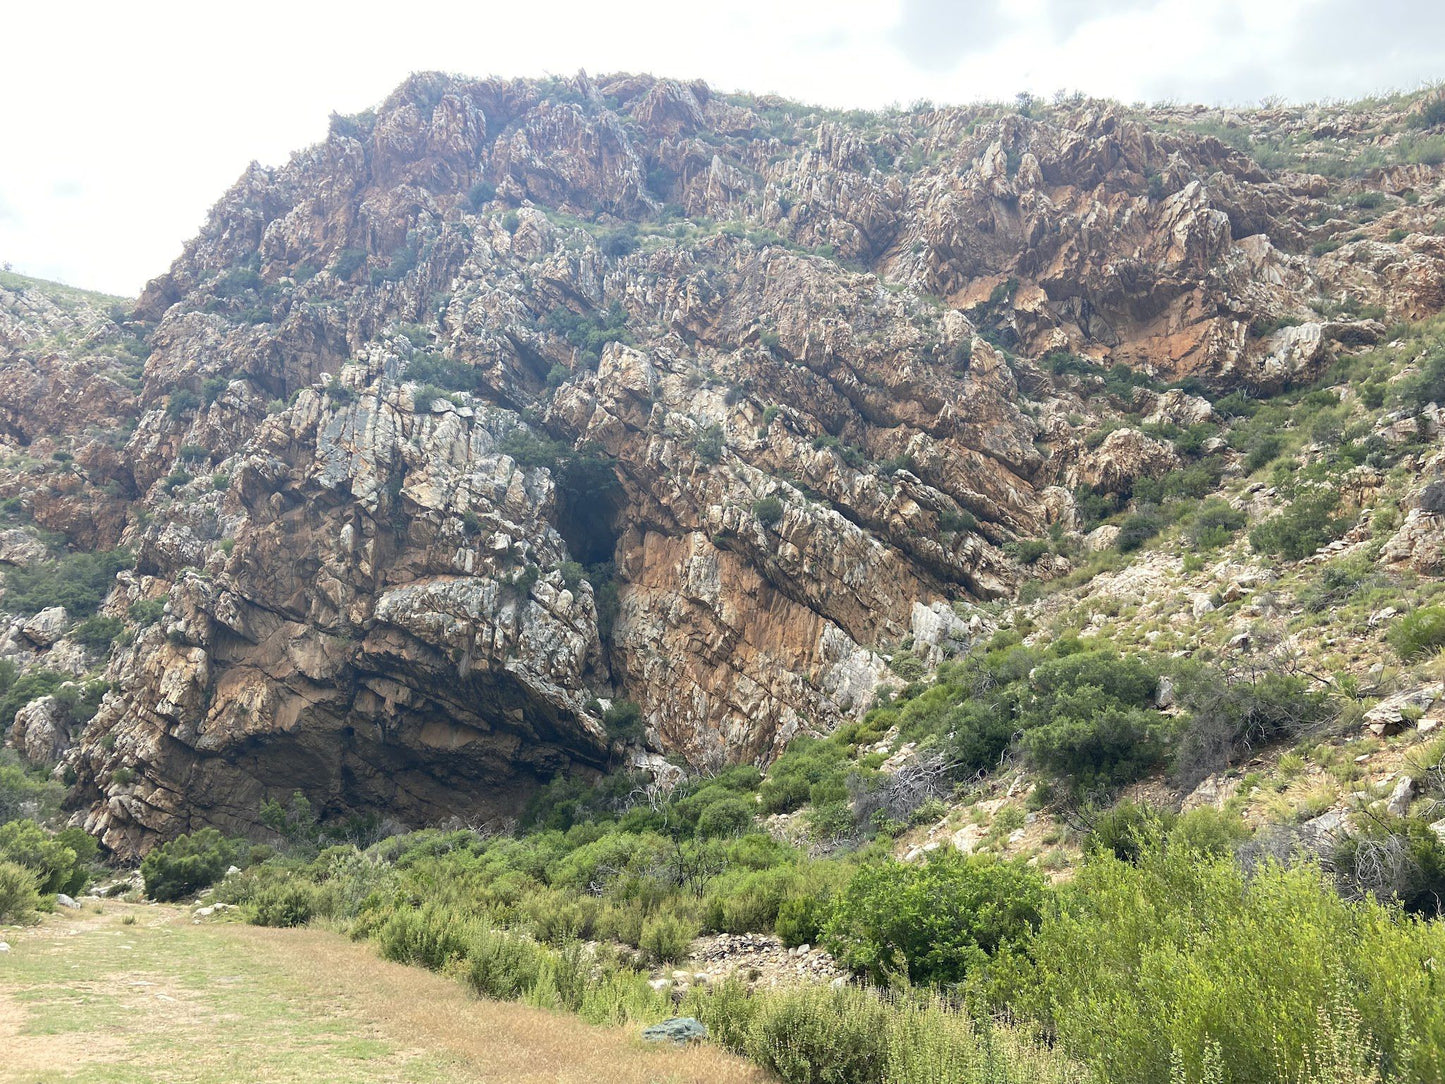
left=0, top=902, right=769, bottom=1084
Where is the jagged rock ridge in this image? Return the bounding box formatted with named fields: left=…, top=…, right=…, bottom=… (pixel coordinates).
left=1, top=73, right=1443, bottom=854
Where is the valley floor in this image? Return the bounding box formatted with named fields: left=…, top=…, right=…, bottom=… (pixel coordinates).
left=0, top=903, right=767, bottom=1084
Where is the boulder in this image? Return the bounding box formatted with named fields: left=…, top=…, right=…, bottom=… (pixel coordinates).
left=21, top=606, right=69, bottom=647
left=1364, top=685, right=1442, bottom=736
left=8, top=695, right=68, bottom=765
left=641, top=1017, right=708, bottom=1044
left=1385, top=775, right=1418, bottom=817
left=0, top=529, right=47, bottom=567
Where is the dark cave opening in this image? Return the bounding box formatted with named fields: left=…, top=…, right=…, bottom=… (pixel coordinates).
left=552, top=454, right=624, bottom=566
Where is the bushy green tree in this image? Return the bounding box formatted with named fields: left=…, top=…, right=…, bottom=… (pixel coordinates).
left=0, top=818, right=83, bottom=894
left=140, top=828, right=247, bottom=901
left=1034, top=840, right=1445, bottom=1084
left=824, top=852, right=1044, bottom=997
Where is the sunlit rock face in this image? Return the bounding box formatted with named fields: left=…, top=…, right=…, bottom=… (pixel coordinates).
left=5, top=72, right=1437, bottom=853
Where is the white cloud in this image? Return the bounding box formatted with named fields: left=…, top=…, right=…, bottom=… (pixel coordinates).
left=0, top=0, right=1437, bottom=295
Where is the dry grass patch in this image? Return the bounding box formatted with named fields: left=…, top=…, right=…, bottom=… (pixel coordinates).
left=0, top=902, right=770, bottom=1084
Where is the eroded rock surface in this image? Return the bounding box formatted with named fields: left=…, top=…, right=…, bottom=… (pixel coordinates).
left=0, top=74, right=1442, bottom=852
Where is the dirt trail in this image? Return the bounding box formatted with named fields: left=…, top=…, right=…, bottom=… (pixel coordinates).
left=0, top=902, right=769, bottom=1083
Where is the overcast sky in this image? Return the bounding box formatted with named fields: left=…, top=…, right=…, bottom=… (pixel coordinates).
left=3, top=0, right=1441, bottom=296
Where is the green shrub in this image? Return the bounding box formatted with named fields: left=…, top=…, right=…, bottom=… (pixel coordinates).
left=1188, top=499, right=1246, bottom=548
left=695, top=796, right=756, bottom=839
left=1020, top=695, right=1167, bottom=791
left=639, top=911, right=696, bottom=964
left=1172, top=667, right=1335, bottom=786
left=72, top=615, right=124, bottom=649
left=3, top=548, right=132, bottom=618
left=1083, top=800, right=1173, bottom=864
left=602, top=700, right=644, bottom=743
left=407, top=352, right=478, bottom=393
left=775, top=895, right=826, bottom=948
left=753, top=496, right=784, bottom=526
left=0, top=859, right=40, bottom=922
left=0, top=818, right=84, bottom=895
left=1034, top=840, right=1445, bottom=1084
left=1006, top=538, right=1050, bottom=564
left=464, top=922, right=550, bottom=1000
left=244, top=875, right=322, bottom=927
left=0, top=753, right=62, bottom=825
left=824, top=852, right=1044, bottom=998
left=127, top=597, right=167, bottom=626
left=166, top=388, right=200, bottom=419
left=1114, top=510, right=1163, bottom=553
left=140, top=828, right=248, bottom=901
left=375, top=901, right=475, bottom=970
left=1016, top=651, right=1166, bottom=791
left=1249, top=489, right=1348, bottom=560
left=1333, top=815, right=1445, bottom=915
left=693, top=423, right=725, bottom=462
left=1388, top=605, right=1445, bottom=661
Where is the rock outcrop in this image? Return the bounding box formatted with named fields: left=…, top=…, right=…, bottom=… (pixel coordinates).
left=0, top=73, right=1442, bottom=853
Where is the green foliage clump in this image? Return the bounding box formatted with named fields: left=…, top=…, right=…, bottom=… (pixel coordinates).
left=0, top=752, right=62, bottom=825
left=1034, top=841, right=1445, bottom=1084
left=0, top=859, right=40, bottom=922
left=166, top=388, right=200, bottom=419
left=693, top=424, right=726, bottom=462
left=1016, top=651, right=1166, bottom=791
left=1188, top=498, right=1246, bottom=548
left=1249, top=489, right=1348, bottom=560
left=140, top=828, right=248, bottom=901
left=753, top=496, right=784, bottom=526
left=127, top=597, right=167, bottom=627
left=244, top=873, right=323, bottom=927
left=1333, top=814, right=1445, bottom=915
left=540, top=302, right=632, bottom=368
left=602, top=700, right=645, bottom=743
left=1388, top=605, right=1445, bottom=661
left=407, top=351, right=478, bottom=394
left=72, top=615, right=124, bottom=649
left=330, top=248, right=367, bottom=279
left=3, top=548, right=132, bottom=618
left=640, top=911, right=697, bottom=964
left=824, top=852, right=1043, bottom=998
left=0, top=818, right=88, bottom=895
left=1172, top=667, right=1334, bottom=787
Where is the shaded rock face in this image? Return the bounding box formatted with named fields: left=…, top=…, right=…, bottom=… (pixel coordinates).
left=8, top=72, right=1440, bottom=853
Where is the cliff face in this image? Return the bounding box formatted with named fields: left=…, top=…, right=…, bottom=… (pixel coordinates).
left=4, top=73, right=1444, bottom=854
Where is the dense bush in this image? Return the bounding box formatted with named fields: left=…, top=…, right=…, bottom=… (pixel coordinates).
left=1114, top=509, right=1163, bottom=552
left=1388, top=605, right=1445, bottom=661
left=1016, top=651, right=1167, bottom=791
left=1188, top=498, right=1247, bottom=547
left=823, top=852, right=1043, bottom=998
left=1249, top=489, right=1348, bottom=560
left=0, top=859, right=40, bottom=922
left=0, top=752, right=62, bottom=824
left=140, top=827, right=248, bottom=901
left=1332, top=814, right=1445, bottom=915
left=753, top=496, right=784, bottom=526
left=0, top=818, right=86, bottom=894
left=243, top=873, right=322, bottom=927
left=1033, top=841, right=1445, bottom=1084
left=3, top=548, right=132, bottom=618
left=639, top=911, right=697, bottom=964
left=1172, top=667, right=1335, bottom=787
left=407, top=351, right=479, bottom=393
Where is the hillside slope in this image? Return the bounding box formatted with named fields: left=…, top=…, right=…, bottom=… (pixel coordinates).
left=1, top=74, right=1444, bottom=851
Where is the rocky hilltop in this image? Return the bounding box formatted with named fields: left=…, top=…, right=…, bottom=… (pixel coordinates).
left=3, top=74, right=1444, bottom=854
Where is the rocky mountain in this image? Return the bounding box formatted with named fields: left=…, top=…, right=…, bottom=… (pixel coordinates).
left=3, top=74, right=1445, bottom=855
